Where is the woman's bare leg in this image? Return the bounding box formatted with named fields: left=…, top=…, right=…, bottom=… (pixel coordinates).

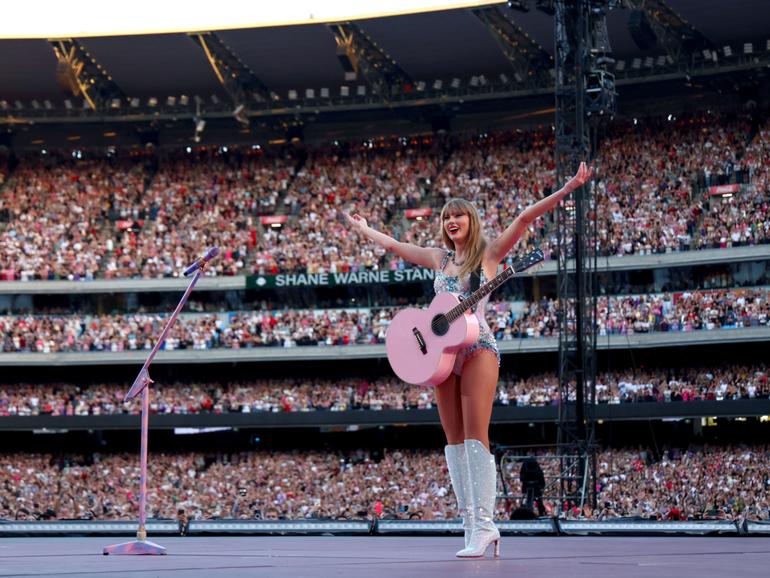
left=435, top=373, right=464, bottom=444
left=455, top=351, right=501, bottom=558
left=459, top=351, right=499, bottom=449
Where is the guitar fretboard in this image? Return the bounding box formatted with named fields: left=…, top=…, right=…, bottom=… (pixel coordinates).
left=445, top=268, right=510, bottom=322
left=444, top=250, right=542, bottom=322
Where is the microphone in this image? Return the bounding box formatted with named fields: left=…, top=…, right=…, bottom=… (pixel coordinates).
left=183, top=247, right=220, bottom=276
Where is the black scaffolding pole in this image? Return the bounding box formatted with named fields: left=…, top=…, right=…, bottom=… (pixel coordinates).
left=554, top=0, right=603, bottom=513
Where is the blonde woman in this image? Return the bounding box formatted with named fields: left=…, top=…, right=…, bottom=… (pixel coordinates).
left=345, top=161, right=593, bottom=557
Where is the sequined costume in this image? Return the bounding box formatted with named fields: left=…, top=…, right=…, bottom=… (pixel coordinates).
left=433, top=250, right=500, bottom=376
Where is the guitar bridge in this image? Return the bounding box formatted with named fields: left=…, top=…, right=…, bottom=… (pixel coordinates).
left=412, top=328, right=427, bottom=355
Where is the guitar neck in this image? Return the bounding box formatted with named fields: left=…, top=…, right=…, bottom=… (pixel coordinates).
left=444, top=267, right=514, bottom=323
left=444, top=250, right=543, bottom=323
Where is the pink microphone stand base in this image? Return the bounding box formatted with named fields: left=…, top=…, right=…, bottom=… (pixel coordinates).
left=103, top=538, right=167, bottom=556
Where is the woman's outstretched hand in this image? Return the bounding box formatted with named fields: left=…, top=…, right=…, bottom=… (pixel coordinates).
left=344, top=212, right=369, bottom=234
left=564, top=161, right=594, bottom=193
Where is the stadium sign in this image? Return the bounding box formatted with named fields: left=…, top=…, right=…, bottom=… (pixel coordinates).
left=708, top=184, right=741, bottom=196
left=405, top=208, right=434, bottom=219
left=247, top=268, right=435, bottom=289
left=260, top=215, right=289, bottom=225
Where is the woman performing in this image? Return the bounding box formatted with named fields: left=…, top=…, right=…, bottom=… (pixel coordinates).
left=345, top=161, right=593, bottom=558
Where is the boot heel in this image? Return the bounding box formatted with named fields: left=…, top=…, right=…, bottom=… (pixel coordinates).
left=493, top=539, right=500, bottom=558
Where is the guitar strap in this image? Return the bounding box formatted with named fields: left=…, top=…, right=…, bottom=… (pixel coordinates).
left=470, top=266, right=481, bottom=293
left=469, top=266, right=481, bottom=312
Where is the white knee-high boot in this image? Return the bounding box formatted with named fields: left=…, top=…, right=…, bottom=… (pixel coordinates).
left=444, top=444, right=474, bottom=547
left=455, top=439, right=500, bottom=558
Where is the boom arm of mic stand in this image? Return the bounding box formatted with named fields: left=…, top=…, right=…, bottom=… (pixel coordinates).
left=124, top=267, right=206, bottom=402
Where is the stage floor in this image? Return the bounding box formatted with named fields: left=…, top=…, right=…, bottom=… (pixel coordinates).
left=0, top=536, right=768, bottom=578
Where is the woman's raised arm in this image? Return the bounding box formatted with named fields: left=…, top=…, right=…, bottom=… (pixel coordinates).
left=486, top=162, right=593, bottom=264
left=344, top=213, right=444, bottom=270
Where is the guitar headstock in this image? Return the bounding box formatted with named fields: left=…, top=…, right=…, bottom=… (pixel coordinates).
left=511, top=249, right=545, bottom=274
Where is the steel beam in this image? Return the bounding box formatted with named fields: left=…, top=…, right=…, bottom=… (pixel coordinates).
left=625, top=0, right=712, bottom=64
left=49, top=39, right=126, bottom=111
left=189, top=32, right=272, bottom=110
left=472, top=5, right=554, bottom=88
left=328, top=23, right=414, bottom=103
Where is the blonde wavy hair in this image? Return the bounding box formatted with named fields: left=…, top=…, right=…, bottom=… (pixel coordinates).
left=439, top=198, right=486, bottom=279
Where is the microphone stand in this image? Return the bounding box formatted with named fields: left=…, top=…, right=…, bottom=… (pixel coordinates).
left=103, top=265, right=208, bottom=555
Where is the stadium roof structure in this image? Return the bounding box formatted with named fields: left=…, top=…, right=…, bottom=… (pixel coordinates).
left=4, top=1, right=507, bottom=38
left=1, top=0, right=769, bottom=145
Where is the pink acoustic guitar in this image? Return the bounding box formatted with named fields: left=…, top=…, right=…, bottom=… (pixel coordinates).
left=385, top=249, right=544, bottom=386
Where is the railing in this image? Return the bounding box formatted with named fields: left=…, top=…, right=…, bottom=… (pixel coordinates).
left=1, top=244, right=769, bottom=293
left=1, top=399, right=769, bottom=430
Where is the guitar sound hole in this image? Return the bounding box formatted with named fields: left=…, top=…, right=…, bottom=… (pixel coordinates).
left=431, top=314, right=449, bottom=336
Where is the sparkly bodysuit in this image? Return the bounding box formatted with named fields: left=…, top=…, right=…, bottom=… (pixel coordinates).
left=433, top=250, right=500, bottom=376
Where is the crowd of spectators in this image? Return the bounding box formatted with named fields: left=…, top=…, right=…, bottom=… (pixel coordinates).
left=693, top=121, right=770, bottom=250
left=2, top=112, right=768, bottom=280
left=527, top=287, right=770, bottom=337
left=591, top=114, right=753, bottom=256
left=1, top=363, right=766, bottom=416
left=0, top=449, right=455, bottom=521
left=394, top=113, right=766, bottom=268
left=2, top=445, right=767, bottom=521
left=2, top=119, right=768, bottom=530
left=0, top=286, right=767, bottom=353
left=501, top=364, right=769, bottom=406
left=103, top=149, right=297, bottom=278
left=500, top=445, right=769, bottom=521
left=403, top=130, right=555, bottom=260
left=0, top=157, right=146, bottom=281
left=591, top=445, right=769, bottom=521
left=253, top=139, right=445, bottom=275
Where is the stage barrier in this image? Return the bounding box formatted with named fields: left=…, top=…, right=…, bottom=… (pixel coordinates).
left=0, top=518, right=761, bottom=537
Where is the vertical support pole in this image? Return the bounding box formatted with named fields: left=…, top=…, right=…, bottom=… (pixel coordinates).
left=555, top=0, right=597, bottom=513
left=137, top=385, right=150, bottom=541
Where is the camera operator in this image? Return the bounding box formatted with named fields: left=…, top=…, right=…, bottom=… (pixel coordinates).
left=520, top=457, right=547, bottom=517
